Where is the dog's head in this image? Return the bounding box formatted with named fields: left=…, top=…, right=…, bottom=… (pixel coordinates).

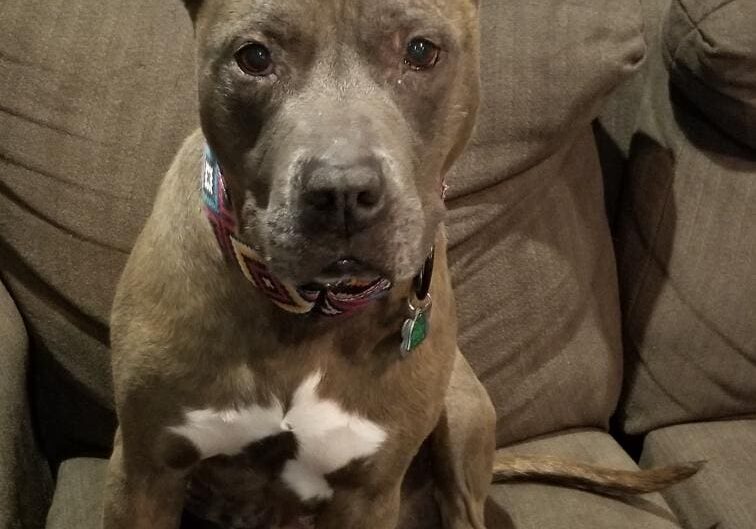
left=186, top=0, right=479, bottom=285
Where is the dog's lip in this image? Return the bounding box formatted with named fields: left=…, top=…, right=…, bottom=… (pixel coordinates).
left=305, top=258, right=385, bottom=287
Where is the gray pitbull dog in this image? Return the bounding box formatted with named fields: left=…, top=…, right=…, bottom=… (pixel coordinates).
left=103, top=1, right=700, bottom=528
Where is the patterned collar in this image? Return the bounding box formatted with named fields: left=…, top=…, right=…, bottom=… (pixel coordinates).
left=200, top=146, right=393, bottom=317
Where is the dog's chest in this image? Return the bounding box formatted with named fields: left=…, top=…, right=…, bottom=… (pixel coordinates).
left=170, top=371, right=387, bottom=503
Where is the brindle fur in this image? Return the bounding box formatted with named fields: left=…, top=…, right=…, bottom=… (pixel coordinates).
left=492, top=456, right=704, bottom=497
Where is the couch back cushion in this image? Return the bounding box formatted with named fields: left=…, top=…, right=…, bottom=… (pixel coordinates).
left=615, top=130, right=756, bottom=435
left=0, top=0, right=644, bottom=459
left=446, top=0, right=645, bottom=446
left=663, top=0, right=756, bottom=149
left=0, top=0, right=197, bottom=462
left=612, top=0, right=756, bottom=433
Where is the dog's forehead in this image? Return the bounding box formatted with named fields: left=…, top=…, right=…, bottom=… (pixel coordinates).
left=204, top=0, right=475, bottom=40
left=219, top=0, right=472, bottom=16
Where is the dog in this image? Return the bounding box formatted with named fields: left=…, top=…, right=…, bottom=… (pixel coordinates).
left=102, top=1, right=699, bottom=528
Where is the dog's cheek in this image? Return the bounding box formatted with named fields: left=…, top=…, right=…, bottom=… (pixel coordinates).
left=385, top=197, right=438, bottom=281
left=398, top=79, right=454, bottom=148
left=195, top=38, right=287, bottom=172
left=200, top=81, right=272, bottom=163
left=395, top=32, right=480, bottom=177
left=239, top=194, right=268, bottom=247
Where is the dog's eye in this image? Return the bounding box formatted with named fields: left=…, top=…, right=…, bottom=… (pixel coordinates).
left=235, top=43, right=273, bottom=76
left=404, top=38, right=440, bottom=71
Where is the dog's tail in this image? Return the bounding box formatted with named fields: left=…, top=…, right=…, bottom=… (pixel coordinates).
left=492, top=454, right=704, bottom=496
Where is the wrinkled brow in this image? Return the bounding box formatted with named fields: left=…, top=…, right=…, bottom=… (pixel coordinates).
left=223, top=0, right=459, bottom=44
left=361, top=2, right=460, bottom=44
left=206, top=1, right=321, bottom=51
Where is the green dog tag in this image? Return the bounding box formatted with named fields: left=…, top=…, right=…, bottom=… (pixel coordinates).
left=400, top=299, right=430, bottom=357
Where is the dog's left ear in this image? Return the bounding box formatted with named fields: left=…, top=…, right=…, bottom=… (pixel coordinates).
left=181, top=0, right=202, bottom=22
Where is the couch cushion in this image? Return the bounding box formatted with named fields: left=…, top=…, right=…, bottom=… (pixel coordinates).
left=46, top=459, right=107, bottom=529
left=448, top=127, right=625, bottom=446
left=608, top=0, right=756, bottom=435
left=45, top=458, right=442, bottom=529
left=49, top=431, right=683, bottom=529
left=487, top=429, right=682, bottom=528
left=663, top=0, right=756, bottom=149
left=614, top=121, right=756, bottom=434
left=0, top=0, right=198, bottom=464
left=446, top=0, right=645, bottom=448
left=0, top=281, right=53, bottom=529
left=44, top=458, right=217, bottom=529
left=448, top=0, right=646, bottom=197
left=0, top=280, right=26, bottom=367
left=640, top=418, right=756, bottom=529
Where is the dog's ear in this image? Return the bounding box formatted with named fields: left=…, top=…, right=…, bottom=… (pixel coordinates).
left=181, top=0, right=202, bottom=21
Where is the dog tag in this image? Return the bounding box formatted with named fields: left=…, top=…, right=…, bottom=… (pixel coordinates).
left=400, top=295, right=431, bottom=357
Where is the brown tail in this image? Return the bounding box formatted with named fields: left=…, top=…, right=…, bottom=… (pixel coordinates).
left=492, top=454, right=704, bottom=496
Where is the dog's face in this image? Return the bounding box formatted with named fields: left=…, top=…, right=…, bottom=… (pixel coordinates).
left=188, top=0, right=479, bottom=284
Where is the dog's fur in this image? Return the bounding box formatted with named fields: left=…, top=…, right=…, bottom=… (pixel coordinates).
left=103, top=1, right=698, bottom=528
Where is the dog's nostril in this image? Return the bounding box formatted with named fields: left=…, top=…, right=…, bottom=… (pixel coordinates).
left=357, top=190, right=379, bottom=208
left=306, top=190, right=336, bottom=210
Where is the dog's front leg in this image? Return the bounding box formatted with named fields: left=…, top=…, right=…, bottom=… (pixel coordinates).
left=431, top=349, right=496, bottom=529
left=102, top=428, right=187, bottom=529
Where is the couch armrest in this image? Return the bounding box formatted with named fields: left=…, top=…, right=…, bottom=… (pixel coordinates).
left=0, top=280, right=53, bottom=529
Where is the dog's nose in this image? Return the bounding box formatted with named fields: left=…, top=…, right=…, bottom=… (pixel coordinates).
left=301, top=157, right=386, bottom=234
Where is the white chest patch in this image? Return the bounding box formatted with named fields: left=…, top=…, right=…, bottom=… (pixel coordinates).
left=169, top=372, right=387, bottom=501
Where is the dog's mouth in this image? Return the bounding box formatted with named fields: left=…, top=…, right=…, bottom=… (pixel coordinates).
left=304, top=258, right=386, bottom=289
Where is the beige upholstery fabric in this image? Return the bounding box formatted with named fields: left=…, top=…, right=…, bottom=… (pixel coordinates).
left=0, top=281, right=53, bottom=529
left=641, top=419, right=756, bottom=529
left=610, top=0, right=756, bottom=435
left=45, top=459, right=107, bottom=529
left=447, top=0, right=646, bottom=197
left=46, top=432, right=686, bottom=529
left=42, top=457, right=444, bottom=529
left=487, top=429, right=682, bottom=529
left=448, top=128, right=624, bottom=447
left=663, top=0, right=756, bottom=148
left=446, top=0, right=646, bottom=447
left=0, top=0, right=198, bottom=463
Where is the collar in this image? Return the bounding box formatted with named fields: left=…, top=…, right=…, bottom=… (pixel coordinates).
left=201, top=145, right=399, bottom=317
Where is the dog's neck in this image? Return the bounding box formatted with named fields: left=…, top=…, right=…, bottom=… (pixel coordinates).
left=200, top=146, right=432, bottom=332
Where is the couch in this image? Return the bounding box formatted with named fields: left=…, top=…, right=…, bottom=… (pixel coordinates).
left=0, top=0, right=753, bottom=527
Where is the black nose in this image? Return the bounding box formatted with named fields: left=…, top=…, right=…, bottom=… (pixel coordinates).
left=301, top=156, right=387, bottom=234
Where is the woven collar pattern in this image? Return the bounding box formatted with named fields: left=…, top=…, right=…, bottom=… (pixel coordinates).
left=201, top=146, right=393, bottom=316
